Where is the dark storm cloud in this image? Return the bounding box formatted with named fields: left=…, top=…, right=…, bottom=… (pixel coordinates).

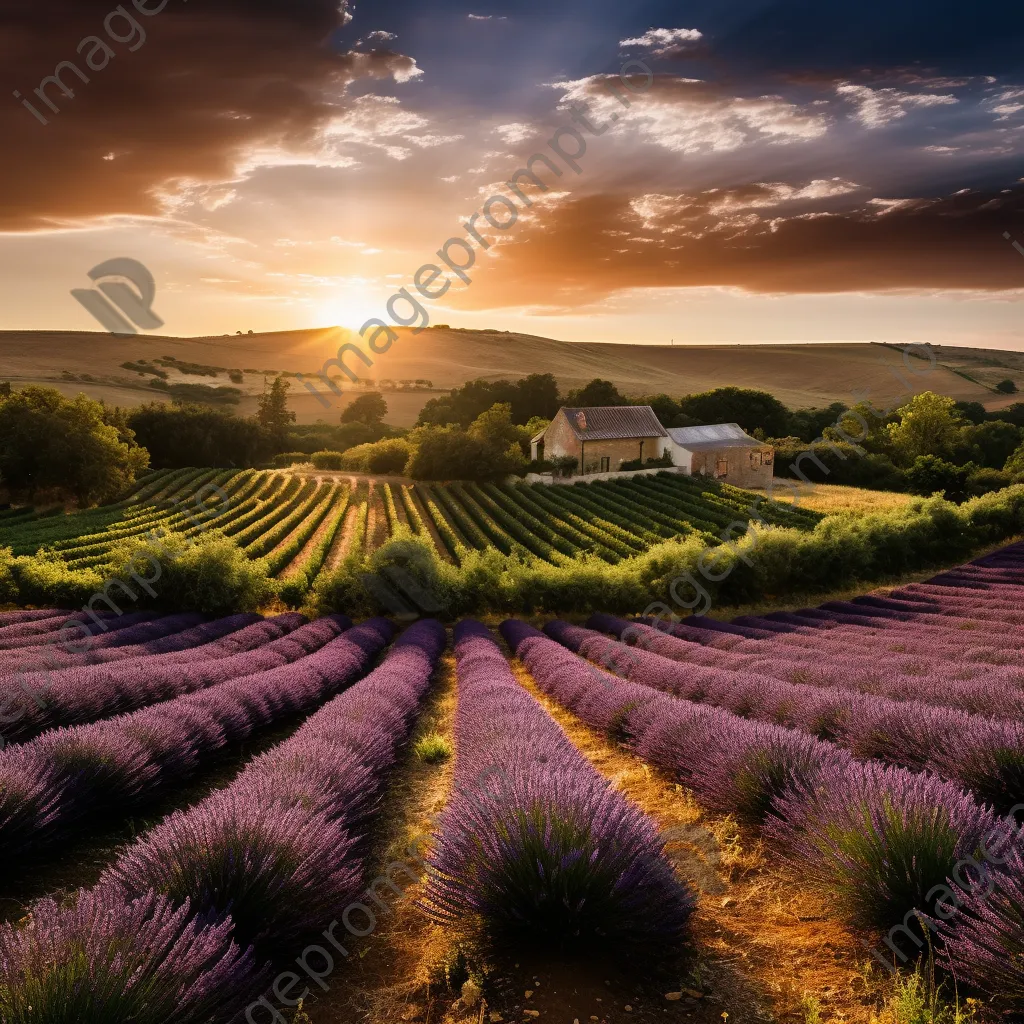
left=0, top=0, right=419, bottom=229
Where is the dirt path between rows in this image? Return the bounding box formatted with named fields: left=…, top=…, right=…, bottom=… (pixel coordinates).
left=508, top=659, right=884, bottom=1024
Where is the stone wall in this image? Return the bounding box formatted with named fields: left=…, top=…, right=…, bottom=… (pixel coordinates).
left=539, top=412, right=669, bottom=472
left=579, top=437, right=656, bottom=474
left=689, top=446, right=774, bottom=488
left=524, top=466, right=688, bottom=486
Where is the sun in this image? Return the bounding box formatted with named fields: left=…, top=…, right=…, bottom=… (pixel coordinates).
left=315, top=290, right=382, bottom=331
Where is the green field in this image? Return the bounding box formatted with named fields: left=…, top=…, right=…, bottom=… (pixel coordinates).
left=0, top=469, right=821, bottom=604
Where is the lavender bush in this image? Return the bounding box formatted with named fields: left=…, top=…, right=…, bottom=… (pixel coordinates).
left=0, top=890, right=255, bottom=1024
left=100, top=618, right=443, bottom=955
left=0, top=615, right=371, bottom=860
left=556, top=620, right=1024, bottom=813
left=423, top=620, right=694, bottom=946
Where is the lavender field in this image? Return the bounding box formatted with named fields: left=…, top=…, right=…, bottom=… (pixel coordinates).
left=0, top=543, right=1022, bottom=1022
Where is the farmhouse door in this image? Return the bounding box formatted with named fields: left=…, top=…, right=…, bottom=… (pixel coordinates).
left=600, top=456, right=610, bottom=472
left=715, top=458, right=729, bottom=478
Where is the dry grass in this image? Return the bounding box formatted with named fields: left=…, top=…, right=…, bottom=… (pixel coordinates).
left=1, top=329, right=1011, bottom=428
left=299, top=651, right=458, bottom=1024
left=763, top=483, right=917, bottom=517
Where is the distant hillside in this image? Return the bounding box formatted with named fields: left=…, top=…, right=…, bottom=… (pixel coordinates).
left=0, top=327, right=1018, bottom=427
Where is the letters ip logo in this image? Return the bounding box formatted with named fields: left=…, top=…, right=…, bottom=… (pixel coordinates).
left=72, top=258, right=164, bottom=335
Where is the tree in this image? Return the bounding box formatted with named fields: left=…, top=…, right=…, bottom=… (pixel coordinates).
left=563, top=379, right=627, bottom=408
left=1004, top=439, right=1024, bottom=478
left=905, top=455, right=973, bottom=502
left=996, top=379, right=1018, bottom=394
left=469, top=402, right=526, bottom=451
left=256, top=376, right=295, bottom=442
left=406, top=426, right=489, bottom=480
left=0, top=386, right=149, bottom=504
left=991, top=403, right=1024, bottom=428
left=637, top=393, right=682, bottom=426
left=823, top=401, right=897, bottom=455
left=788, top=402, right=850, bottom=443
left=127, top=404, right=273, bottom=468
left=416, top=374, right=560, bottom=428
left=885, top=392, right=968, bottom=466
left=468, top=403, right=530, bottom=471
left=961, top=420, right=1023, bottom=469
left=512, top=373, right=560, bottom=422
left=341, top=392, right=388, bottom=425
left=954, top=401, right=988, bottom=426
left=677, top=387, right=791, bottom=438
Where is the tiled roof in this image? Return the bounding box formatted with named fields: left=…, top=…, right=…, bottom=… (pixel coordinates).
left=667, top=423, right=765, bottom=451
left=559, top=405, right=669, bottom=441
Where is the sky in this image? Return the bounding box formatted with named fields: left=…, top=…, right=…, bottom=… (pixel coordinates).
left=3, top=0, right=1024, bottom=348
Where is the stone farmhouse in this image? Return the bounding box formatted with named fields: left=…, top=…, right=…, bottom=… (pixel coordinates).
left=531, top=407, right=774, bottom=487
left=665, top=423, right=774, bottom=488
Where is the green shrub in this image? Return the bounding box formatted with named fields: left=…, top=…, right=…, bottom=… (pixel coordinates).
left=271, top=452, right=309, bottom=468
left=277, top=576, right=308, bottom=608
left=550, top=455, right=578, bottom=478
left=966, top=466, right=1011, bottom=498
left=109, top=532, right=274, bottom=615
left=339, top=438, right=412, bottom=475
left=312, top=531, right=449, bottom=618
left=11, top=553, right=106, bottom=608
left=906, top=456, right=972, bottom=502
left=0, top=548, right=18, bottom=606
left=310, top=450, right=345, bottom=470
left=414, top=733, right=453, bottom=763
left=309, top=485, right=1024, bottom=618
left=773, top=441, right=907, bottom=491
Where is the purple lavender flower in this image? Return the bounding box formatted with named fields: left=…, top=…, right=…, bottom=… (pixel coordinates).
left=423, top=620, right=694, bottom=946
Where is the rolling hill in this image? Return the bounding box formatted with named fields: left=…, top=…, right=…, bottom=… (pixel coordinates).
left=0, top=327, right=1019, bottom=427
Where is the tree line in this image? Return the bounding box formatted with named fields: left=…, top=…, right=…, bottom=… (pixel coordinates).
left=4, top=372, right=1024, bottom=506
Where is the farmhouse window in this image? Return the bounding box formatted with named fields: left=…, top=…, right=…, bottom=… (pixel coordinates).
left=749, top=451, right=763, bottom=468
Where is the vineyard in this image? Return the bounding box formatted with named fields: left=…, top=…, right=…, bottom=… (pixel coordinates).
left=0, top=467, right=820, bottom=606
left=0, top=544, right=1022, bottom=1021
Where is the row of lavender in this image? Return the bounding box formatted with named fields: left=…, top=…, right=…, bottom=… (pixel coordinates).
left=0, top=616, right=447, bottom=1023
left=509, top=542, right=1024, bottom=1007
left=0, top=613, right=373, bottom=861
left=422, top=621, right=693, bottom=943
left=549, top=617, right=1023, bottom=813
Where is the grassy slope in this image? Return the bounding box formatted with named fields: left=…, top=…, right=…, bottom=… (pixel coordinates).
left=0, top=328, right=1012, bottom=426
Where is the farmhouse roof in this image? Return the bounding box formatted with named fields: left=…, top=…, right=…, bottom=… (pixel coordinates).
left=667, top=423, right=765, bottom=451
left=558, top=406, right=669, bottom=441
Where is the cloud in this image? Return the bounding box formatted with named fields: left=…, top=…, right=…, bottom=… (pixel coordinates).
left=0, top=0, right=421, bottom=230
left=493, top=122, right=534, bottom=145
left=836, top=83, right=958, bottom=128
left=448, top=185, right=1024, bottom=310
left=321, top=95, right=458, bottom=161
left=360, top=30, right=398, bottom=45
left=629, top=179, right=862, bottom=234
left=619, top=27, right=704, bottom=58
left=467, top=13, right=507, bottom=20
left=555, top=75, right=828, bottom=153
